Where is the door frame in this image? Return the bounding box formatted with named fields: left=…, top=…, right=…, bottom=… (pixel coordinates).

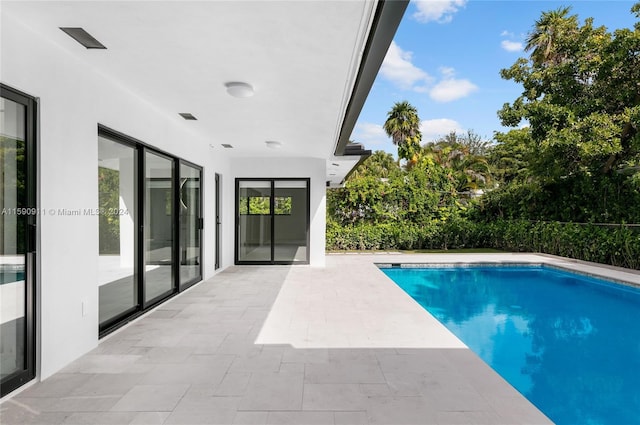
left=234, top=178, right=310, bottom=265
left=0, top=83, right=37, bottom=397
left=215, top=173, right=221, bottom=270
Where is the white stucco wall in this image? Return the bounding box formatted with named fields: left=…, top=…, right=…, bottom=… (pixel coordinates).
left=1, top=13, right=235, bottom=379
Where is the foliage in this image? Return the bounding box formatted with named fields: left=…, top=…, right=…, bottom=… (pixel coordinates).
left=98, top=167, right=120, bottom=254
left=383, top=101, right=422, bottom=165
left=328, top=161, right=445, bottom=225
left=0, top=136, right=27, bottom=255
left=326, top=219, right=640, bottom=270
left=421, top=132, right=493, bottom=193
left=328, top=5, right=640, bottom=271
left=499, top=4, right=640, bottom=180
left=475, top=4, right=640, bottom=225
left=487, top=128, right=534, bottom=184
left=472, top=173, right=640, bottom=223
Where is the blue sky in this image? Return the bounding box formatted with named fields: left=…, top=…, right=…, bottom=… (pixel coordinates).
left=352, top=0, right=638, bottom=156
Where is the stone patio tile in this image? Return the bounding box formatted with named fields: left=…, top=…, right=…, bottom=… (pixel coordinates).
left=239, top=371, right=304, bottom=411
left=303, top=383, right=367, bottom=411
left=266, top=411, right=335, bottom=425
left=110, top=384, right=189, bottom=412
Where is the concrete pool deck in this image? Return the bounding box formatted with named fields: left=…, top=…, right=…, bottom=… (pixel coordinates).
left=3, top=253, right=637, bottom=424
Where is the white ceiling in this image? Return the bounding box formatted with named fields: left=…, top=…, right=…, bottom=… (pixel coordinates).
left=2, top=0, right=383, bottom=185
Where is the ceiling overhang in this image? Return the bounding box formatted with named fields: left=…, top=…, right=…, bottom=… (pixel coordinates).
left=1, top=0, right=408, bottom=186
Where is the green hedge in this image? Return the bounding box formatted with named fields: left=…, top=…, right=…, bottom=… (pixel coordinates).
left=326, top=219, right=640, bottom=270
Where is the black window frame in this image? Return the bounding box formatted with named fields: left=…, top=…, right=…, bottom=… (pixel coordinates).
left=0, top=83, right=37, bottom=397
left=234, top=178, right=310, bottom=265
left=98, top=125, right=203, bottom=337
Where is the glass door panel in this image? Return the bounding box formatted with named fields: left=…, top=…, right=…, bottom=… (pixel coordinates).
left=274, top=180, right=309, bottom=263
left=98, top=137, right=137, bottom=326
left=1, top=87, right=35, bottom=397
left=144, top=151, right=174, bottom=302
left=179, top=163, right=201, bottom=287
left=0, top=97, right=27, bottom=385
left=237, top=181, right=272, bottom=262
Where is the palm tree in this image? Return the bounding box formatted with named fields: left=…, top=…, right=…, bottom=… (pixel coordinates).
left=525, top=6, right=576, bottom=66
left=383, top=101, right=422, bottom=164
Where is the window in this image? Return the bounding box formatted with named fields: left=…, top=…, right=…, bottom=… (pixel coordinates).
left=235, top=179, right=309, bottom=264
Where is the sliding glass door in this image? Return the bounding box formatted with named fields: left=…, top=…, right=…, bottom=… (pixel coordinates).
left=1, top=85, right=36, bottom=397
left=144, top=151, right=174, bottom=303
left=235, top=178, right=309, bottom=265
left=274, top=180, right=309, bottom=263
left=98, top=126, right=202, bottom=335
left=98, top=137, right=137, bottom=326
left=179, top=162, right=202, bottom=288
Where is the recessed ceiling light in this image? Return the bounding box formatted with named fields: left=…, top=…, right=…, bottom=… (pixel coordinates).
left=60, top=27, right=106, bottom=49
left=265, top=141, right=282, bottom=149
left=221, top=144, right=233, bottom=149
left=179, top=113, right=197, bottom=120
left=224, top=82, right=254, bottom=98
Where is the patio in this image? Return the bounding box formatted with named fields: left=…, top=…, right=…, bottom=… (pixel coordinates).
left=4, top=253, right=618, bottom=424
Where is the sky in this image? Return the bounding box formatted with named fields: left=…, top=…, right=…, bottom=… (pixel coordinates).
left=351, top=0, right=638, bottom=156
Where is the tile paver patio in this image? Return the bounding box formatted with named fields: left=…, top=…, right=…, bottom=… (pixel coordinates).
left=5, top=253, right=622, bottom=424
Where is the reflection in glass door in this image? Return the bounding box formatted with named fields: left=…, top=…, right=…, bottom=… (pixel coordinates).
left=144, top=151, right=174, bottom=303
left=179, top=163, right=202, bottom=288
left=98, top=137, right=137, bottom=327
left=1, top=85, right=36, bottom=396
left=236, top=179, right=309, bottom=265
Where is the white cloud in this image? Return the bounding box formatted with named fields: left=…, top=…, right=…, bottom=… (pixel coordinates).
left=420, top=118, right=463, bottom=140
left=380, top=41, right=432, bottom=90
left=439, top=66, right=456, bottom=78
left=353, top=122, right=387, bottom=146
left=501, top=40, right=523, bottom=52
left=429, top=78, right=478, bottom=102
left=412, top=0, right=467, bottom=24
left=500, top=30, right=524, bottom=52
left=381, top=46, right=477, bottom=101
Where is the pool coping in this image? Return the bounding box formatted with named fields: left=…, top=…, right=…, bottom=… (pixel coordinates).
left=376, top=260, right=640, bottom=290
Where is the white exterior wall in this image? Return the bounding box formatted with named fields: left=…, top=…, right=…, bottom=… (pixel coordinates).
left=231, top=157, right=327, bottom=267
left=1, top=14, right=237, bottom=379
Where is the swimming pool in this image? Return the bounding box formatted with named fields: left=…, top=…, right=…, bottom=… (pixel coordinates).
left=381, top=264, right=640, bottom=425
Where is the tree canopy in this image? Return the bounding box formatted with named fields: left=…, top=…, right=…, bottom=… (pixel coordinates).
left=499, top=3, right=640, bottom=181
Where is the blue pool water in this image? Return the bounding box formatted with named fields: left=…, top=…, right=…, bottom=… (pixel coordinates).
left=382, top=265, right=640, bottom=425
left=0, top=269, right=24, bottom=285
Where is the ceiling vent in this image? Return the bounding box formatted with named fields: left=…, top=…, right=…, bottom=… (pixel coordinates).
left=179, top=113, right=197, bottom=120
left=60, top=27, right=106, bottom=49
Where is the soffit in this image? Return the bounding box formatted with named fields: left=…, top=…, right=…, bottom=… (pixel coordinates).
left=2, top=0, right=377, bottom=166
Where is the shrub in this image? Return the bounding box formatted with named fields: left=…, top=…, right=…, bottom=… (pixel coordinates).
left=326, top=219, right=640, bottom=270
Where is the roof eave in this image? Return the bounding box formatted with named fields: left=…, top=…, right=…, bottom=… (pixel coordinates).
left=333, top=0, right=409, bottom=157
